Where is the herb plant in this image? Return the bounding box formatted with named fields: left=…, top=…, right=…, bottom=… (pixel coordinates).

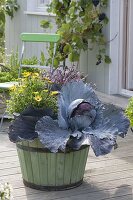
left=7, top=72, right=58, bottom=114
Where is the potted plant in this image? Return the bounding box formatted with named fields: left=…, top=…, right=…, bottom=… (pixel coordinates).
left=7, top=69, right=130, bottom=191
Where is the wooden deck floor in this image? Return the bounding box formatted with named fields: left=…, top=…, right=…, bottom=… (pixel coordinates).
left=0, top=120, right=133, bottom=200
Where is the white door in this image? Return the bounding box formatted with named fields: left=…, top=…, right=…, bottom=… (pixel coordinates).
left=120, top=0, right=133, bottom=96
left=126, top=0, right=133, bottom=89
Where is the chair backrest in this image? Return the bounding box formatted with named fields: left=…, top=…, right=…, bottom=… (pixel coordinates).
left=20, top=33, right=60, bottom=43
left=19, top=33, right=60, bottom=77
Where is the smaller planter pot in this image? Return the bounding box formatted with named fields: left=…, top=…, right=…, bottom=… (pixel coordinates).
left=16, top=139, right=89, bottom=191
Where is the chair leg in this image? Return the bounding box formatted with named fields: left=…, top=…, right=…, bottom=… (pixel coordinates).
left=0, top=111, right=6, bottom=129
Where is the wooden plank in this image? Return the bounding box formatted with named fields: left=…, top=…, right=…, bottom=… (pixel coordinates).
left=0, top=167, right=21, bottom=176
left=37, top=140, right=48, bottom=186
left=55, top=153, right=65, bottom=186
left=63, top=152, right=73, bottom=185
left=0, top=162, right=19, bottom=170
left=85, top=162, right=133, bottom=176
left=0, top=155, right=19, bottom=164
left=0, top=151, right=17, bottom=158
left=47, top=153, right=56, bottom=186
left=87, top=150, right=133, bottom=163
left=70, top=150, right=82, bottom=184
left=86, top=156, right=133, bottom=170
left=16, top=146, right=28, bottom=181
left=21, top=141, right=34, bottom=183
left=14, top=184, right=133, bottom=200
left=6, top=175, right=133, bottom=198
left=85, top=168, right=133, bottom=183
left=79, top=147, right=89, bottom=180
left=109, top=195, right=133, bottom=200
left=38, top=152, right=48, bottom=186
left=76, top=149, right=86, bottom=182
left=29, top=139, right=40, bottom=185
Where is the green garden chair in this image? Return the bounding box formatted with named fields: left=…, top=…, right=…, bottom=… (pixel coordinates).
left=19, top=33, right=60, bottom=77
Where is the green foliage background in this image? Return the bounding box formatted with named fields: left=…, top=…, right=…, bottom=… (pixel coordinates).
left=44, top=0, right=111, bottom=67
left=0, top=0, right=5, bottom=63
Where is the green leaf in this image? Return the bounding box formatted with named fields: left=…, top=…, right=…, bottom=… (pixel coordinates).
left=48, top=0, right=110, bottom=65
left=40, top=51, right=45, bottom=66
left=63, top=43, right=72, bottom=53
left=104, top=55, right=111, bottom=64
left=40, top=20, right=51, bottom=29
left=68, top=51, right=80, bottom=62
left=54, top=58, right=59, bottom=67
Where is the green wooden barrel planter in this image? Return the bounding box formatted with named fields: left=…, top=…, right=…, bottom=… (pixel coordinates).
left=16, top=139, right=89, bottom=191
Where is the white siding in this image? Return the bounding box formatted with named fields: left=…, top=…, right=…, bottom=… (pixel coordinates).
left=5, top=0, right=56, bottom=59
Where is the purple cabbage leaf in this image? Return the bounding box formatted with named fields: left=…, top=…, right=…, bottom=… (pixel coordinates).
left=35, top=116, right=70, bottom=152
left=8, top=106, right=54, bottom=143
left=9, top=115, right=38, bottom=142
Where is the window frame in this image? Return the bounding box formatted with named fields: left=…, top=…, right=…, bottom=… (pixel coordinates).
left=26, top=0, right=53, bottom=16
left=36, top=0, right=51, bottom=12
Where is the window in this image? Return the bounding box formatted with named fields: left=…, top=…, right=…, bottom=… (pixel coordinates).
left=37, top=0, right=51, bottom=12
left=26, top=0, right=52, bottom=15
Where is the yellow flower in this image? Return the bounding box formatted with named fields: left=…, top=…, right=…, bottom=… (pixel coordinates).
left=34, top=95, right=42, bottom=102
left=43, top=77, right=51, bottom=82
left=18, top=87, right=24, bottom=93
left=10, top=85, right=16, bottom=91
left=33, top=92, right=39, bottom=95
left=47, top=80, right=52, bottom=84
left=50, top=91, right=59, bottom=96
left=22, top=72, right=32, bottom=78
left=32, top=73, right=39, bottom=78
left=22, top=85, right=26, bottom=88
left=43, top=89, right=49, bottom=93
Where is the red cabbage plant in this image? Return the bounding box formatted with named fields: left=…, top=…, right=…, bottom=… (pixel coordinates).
left=36, top=81, right=130, bottom=156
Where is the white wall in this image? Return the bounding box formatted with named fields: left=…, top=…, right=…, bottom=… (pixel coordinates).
left=83, top=0, right=121, bottom=95
left=5, top=0, right=120, bottom=95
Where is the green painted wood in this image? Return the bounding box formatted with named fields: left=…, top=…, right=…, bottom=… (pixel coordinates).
left=38, top=152, right=48, bottom=186
left=21, top=141, right=34, bottom=183
left=47, top=153, right=56, bottom=186
left=75, top=150, right=83, bottom=183
left=28, top=139, right=40, bottom=185
left=37, top=140, right=45, bottom=148
left=76, top=147, right=89, bottom=182
left=79, top=147, right=89, bottom=180
left=16, top=146, right=28, bottom=181
left=70, top=150, right=82, bottom=184
left=37, top=140, right=48, bottom=186
left=63, top=152, right=73, bottom=185
left=55, top=153, right=65, bottom=186
left=20, top=33, right=60, bottom=43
